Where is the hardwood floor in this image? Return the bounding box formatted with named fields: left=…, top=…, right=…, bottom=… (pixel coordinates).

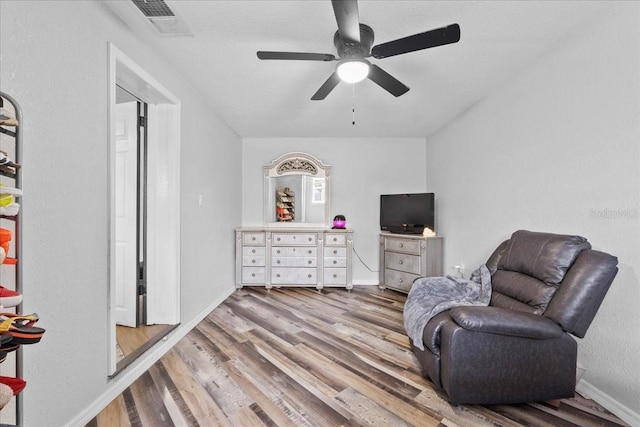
left=88, top=286, right=628, bottom=427
left=116, top=323, right=178, bottom=371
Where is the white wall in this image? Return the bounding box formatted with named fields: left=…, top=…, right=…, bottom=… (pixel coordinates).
left=242, top=138, right=427, bottom=283
left=0, top=1, right=241, bottom=426
left=426, top=3, right=640, bottom=422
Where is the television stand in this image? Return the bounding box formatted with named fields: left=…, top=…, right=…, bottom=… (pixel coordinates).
left=379, top=232, right=443, bottom=293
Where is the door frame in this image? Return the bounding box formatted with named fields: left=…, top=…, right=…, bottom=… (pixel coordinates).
left=107, top=42, right=181, bottom=375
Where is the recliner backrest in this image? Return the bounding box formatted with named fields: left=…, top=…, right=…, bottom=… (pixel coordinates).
left=486, top=230, right=617, bottom=337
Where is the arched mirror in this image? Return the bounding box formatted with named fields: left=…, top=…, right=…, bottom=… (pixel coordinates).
left=264, top=152, right=331, bottom=228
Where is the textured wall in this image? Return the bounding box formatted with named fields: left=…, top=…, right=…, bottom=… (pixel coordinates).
left=0, top=1, right=241, bottom=425
left=425, top=3, right=640, bottom=420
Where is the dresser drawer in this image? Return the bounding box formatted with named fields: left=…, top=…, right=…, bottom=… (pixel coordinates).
left=324, top=268, right=347, bottom=284
left=272, top=247, right=317, bottom=257
left=242, top=267, right=266, bottom=284
left=324, top=257, right=346, bottom=268
left=385, top=252, right=421, bottom=275
left=243, top=247, right=266, bottom=266
left=272, top=233, right=317, bottom=246
left=273, top=257, right=317, bottom=267
left=243, top=232, right=265, bottom=246
left=325, top=234, right=346, bottom=246
left=324, top=247, right=346, bottom=257
left=272, top=268, right=317, bottom=284
left=384, top=268, right=419, bottom=293
left=385, top=238, right=421, bottom=255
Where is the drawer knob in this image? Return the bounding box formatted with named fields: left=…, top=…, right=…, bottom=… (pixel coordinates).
left=308, top=274, right=312, bottom=278
left=277, top=250, right=281, bottom=254
left=399, top=278, right=404, bottom=283
left=333, top=274, right=337, bottom=278
left=308, top=237, right=312, bottom=241
left=333, top=250, right=337, bottom=255
left=399, top=243, right=404, bottom=248
left=252, top=260, right=256, bottom=264
left=308, top=250, right=312, bottom=254
left=333, top=237, right=337, bottom=242
left=252, top=237, right=256, bottom=241
left=399, top=260, right=404, bottom=265
left=277, top=274, right=281, bottom=278
left=251, top=273, right=256, bottom=277
left=277, top=260, right=281, bottom=264
left=277, top=237, right=281, bottom=241
left=333, top=260, right=337, bottom=265
left=252, top=249, right=256, bottom=254
left=308, top=260, right=312, bottom=265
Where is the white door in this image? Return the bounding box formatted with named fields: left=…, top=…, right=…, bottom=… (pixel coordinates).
left=114, top=101, right=138, bottom=327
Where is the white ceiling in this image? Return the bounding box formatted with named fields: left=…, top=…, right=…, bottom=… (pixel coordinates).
left=104, top=1, right=609, bottom=138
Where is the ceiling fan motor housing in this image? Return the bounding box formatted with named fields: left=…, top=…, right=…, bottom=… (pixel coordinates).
left=334, top=24, right=374, bottom=59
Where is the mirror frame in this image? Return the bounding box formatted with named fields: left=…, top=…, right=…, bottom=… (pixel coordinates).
left=263, top=152, right=331, bottom=228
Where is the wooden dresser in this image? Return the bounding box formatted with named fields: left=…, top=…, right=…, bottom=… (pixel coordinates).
left=235, top=228, right=353, bottom=291
left=379, top=232, right=443, bottom=293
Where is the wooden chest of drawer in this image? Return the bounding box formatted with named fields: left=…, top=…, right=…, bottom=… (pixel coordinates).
left=236, top=228, right=353, bottom=290
left=379, top=233, right=443, bottom=293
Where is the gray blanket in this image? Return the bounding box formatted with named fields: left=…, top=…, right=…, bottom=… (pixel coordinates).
left=403, top=265, right=492, bottom=350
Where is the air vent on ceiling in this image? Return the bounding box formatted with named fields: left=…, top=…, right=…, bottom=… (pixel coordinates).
left=132, top=0, right=174, bottom=17
left=131, top=0, right=192, bottom=36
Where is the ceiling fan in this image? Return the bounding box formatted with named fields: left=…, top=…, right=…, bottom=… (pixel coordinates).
left=257, top=0, right=460, bottom=100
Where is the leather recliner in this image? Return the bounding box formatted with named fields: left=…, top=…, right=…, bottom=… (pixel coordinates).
left=410, top=230, right=618, bottom=405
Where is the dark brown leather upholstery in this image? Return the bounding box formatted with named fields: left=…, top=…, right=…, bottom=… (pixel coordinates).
left=410, top=230, right=618, bottom=405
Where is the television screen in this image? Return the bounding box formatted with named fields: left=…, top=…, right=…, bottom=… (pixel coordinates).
left=380, top=193, right=434, bottom=234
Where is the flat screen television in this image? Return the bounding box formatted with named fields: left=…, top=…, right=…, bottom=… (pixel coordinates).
left=380, top=193, right=435, bottom=234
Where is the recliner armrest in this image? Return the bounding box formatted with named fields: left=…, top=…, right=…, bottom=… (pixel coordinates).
left=449, top=306, right=563, bottom=339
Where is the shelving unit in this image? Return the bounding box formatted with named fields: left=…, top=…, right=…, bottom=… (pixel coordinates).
left=275, top=187, right=295, bottom=222
left=1, top=91, right=23, bottom=426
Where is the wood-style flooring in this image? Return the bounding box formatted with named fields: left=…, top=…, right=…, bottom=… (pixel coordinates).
left=88, top=286, right=628, bottom=427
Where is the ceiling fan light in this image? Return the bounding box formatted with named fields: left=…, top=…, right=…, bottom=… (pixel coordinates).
left=336, top=59, right=370, bottom=83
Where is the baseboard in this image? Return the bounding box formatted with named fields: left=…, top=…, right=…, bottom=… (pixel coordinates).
left=577, top=378, right=640, bottom=427
left=66, top=285, right=237, bottom=427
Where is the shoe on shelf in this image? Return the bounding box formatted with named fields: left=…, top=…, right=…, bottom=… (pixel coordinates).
left=0, top=150, right=20, bottom=168
left=0, top=382, right=12, bottom=409
left=0, top=109, right=18, bottom=127
left=0, top=286, right=22, bottom=308
left=0, top=202, right=19, bottom=217
left=0, top=376, right=26, bottom=396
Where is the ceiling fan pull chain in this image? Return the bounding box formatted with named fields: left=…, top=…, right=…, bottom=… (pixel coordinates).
left=352, top=84, right=356, bottom=126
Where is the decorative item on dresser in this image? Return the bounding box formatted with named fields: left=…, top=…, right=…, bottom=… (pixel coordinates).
left=235, top=228, right=353, bottom=291
left=379, top=232, right=443, bottom=293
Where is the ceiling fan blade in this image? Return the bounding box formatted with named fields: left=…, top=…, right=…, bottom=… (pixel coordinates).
left=311, top=72, right=341, bottom=100
left=331, top=0, right=360, bottom=44
left=367, top=65, right=409, bottom=97
left=371, top=23, right=460, bottom=59
left=257, top=51, right=336, bottom=61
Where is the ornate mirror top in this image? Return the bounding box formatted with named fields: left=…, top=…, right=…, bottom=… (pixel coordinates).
left=264, top=152, right=330, bottom=178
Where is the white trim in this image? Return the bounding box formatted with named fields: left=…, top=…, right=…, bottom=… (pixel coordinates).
left=107, top=42, right=181, bottom=375
left=576, top=379, right=640, bottom=427
left=67, top=286, right=236, bottom=427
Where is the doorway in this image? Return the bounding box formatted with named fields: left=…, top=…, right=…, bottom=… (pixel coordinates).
left=108, top=43, right=181, bottom=376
